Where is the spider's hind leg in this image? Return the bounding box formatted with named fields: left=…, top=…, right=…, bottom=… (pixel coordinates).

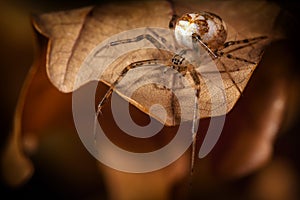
left=190, top=69, right=201, bottom=174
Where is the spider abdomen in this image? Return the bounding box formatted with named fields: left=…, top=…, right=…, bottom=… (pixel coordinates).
left=174, top=12, right=227, bottom=50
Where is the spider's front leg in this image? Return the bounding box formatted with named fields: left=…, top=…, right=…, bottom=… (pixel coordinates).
left=191, top=33, right=267, bottom=94
left=94, top=60, right=159, bottom=145
left=95, top=29, right=175, bottom=115
left=192, top=33, right=218, bottom=59
left=218, top=36, right=268, bottom=52
left=215, top=36, right=268, bottom=64
left=96, top=59, right=162, bottom=116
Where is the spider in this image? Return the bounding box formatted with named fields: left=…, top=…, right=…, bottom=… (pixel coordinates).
left=94, top=11, right=267, bottom=173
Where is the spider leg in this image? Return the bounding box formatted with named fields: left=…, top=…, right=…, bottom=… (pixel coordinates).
left=188, top=68, right=201, bottom=174
left=168, top=49, right=201, bottom=173
left=215, top=36, right=267, bottom=94
left=96, top=59, right=162, bottom=116
left=109, top=33, right=167, bottom=50
left=217, top=51, right=256, bottom=64
left=171, top=62, right=200, bottom=173
left=180, top=35, right=267, bottom=172
left=94, top=59, right=164, bottom=143
left=94, top=30, right=171, bottom=59
left=219, top=36, right=267, bottom=51
left=214, top=50, right=258, bottom=94
left=176, top=34, right=205, bottom=174
left=192, top=33, right=218, bottom=59
left=224, top=40, right=266, bottom=55
left=217, top=58, right=242, bottom=94
left=170, top=74, right=177, bottom=125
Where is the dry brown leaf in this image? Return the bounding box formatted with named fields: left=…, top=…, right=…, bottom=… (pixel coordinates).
left=32, top=0, right=281, bottom=126
left=33, top=2, right=170, bottom=92
left=1, top=31, right=71, bottom=186
left=1, top=30, right=103, bottom=189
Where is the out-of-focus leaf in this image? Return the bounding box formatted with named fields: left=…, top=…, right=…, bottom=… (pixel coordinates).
left=2, top=30, right=105, bottom=194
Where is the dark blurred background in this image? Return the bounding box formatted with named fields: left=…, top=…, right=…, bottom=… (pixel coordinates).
left=0, top=0, right=102, bottom=199
left=0, top=0, right=300, bottom=199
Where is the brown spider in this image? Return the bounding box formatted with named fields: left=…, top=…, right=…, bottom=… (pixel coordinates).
left=94, top=11, right=267, bottom=173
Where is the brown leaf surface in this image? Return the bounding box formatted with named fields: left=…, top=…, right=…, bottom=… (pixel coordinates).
left=32, top=0, right=281, bottom=126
